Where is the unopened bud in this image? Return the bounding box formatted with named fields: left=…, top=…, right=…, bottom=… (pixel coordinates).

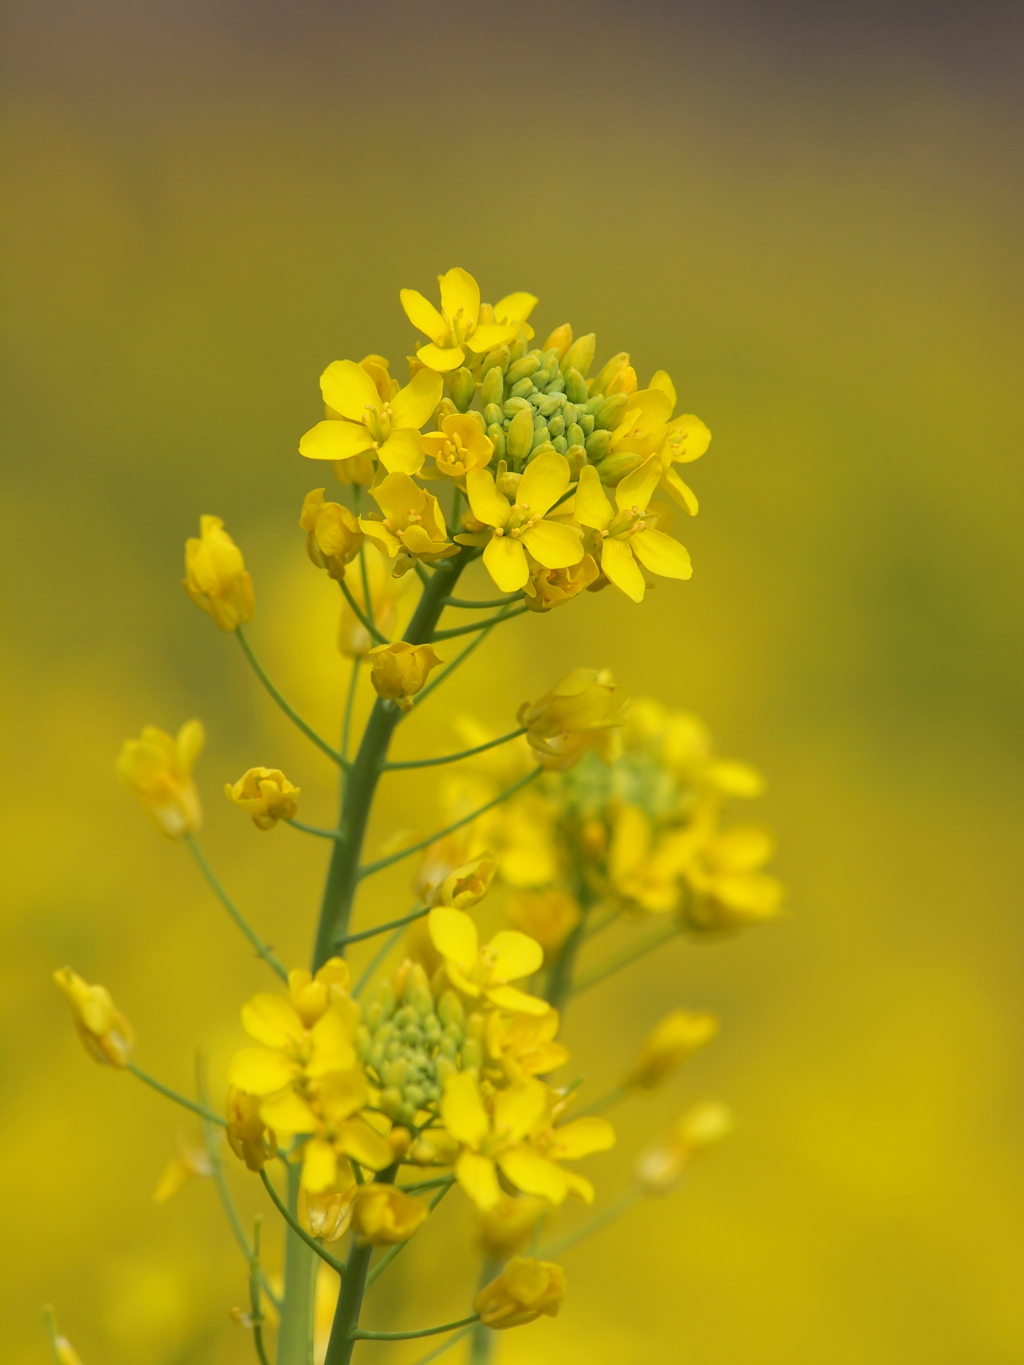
left=591, top=351, right=631, bottom=395
left=593, top=450, right=642, bottom=483
left=543, top=323, right=573, bottom=357
left=507, top=406, right=535, bottom=461
left=584, top=429, right=613, bottom=461
left=481, top=344, right=511, bottom=374
left=593, top=393, right=630, bottom=431
left=563, top=367, right=589, bottom=404
left=481, top=367, right=505, bottom=408
left=564, top=444, right=587, bottom=477
left=496, top=461, right=523, bottom=499
left=450, top=367, right=475, bottom=412
left=560, top=332, right=595, bottom=378
left=505, top=354, right=541, bottom=386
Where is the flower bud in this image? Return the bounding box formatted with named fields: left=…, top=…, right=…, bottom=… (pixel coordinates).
left=225, top=766, right=300, bottom=830
left=543, top=323, right=573, bottom=358
left=635, top=1101, right=733, bottom=1195
left=592, top=392, right=630, bottom=431
left=368, top=642, right=444, bottom=712
left=116, top=719, right=204, bottom=839
left=427, top=856, right=497, bottom=911
left=183, top=515, right=255, bottom=632
left=506, top=406, right=536, bottom=462
left=474, top=1257, right=566, bottom=1329
left=480, top=344, right=511, bottom=374
left=625, top=1009, right=718, bottom=1089
left=299, top=1184, right=356, bottom=1242
left=505, top=355, right=541, bottom=386
left=351, top=1184, right=428, bottom=1246
left=584, top=428, right=613, bottom=461
left=590, top=351, right=630, bottom=395
left=53, top=968, right=134, bottom=1067
left=518, top=669, right=628, bottom=772
left=153, top=1134, right=213, bottom=1203
left=450, top=367, right=476, bottom=412
left=560, top=333, right=595, bottom=379
left=226, top=1086, right=277, bottom=1172
left=505, top=890, right=581, bottom=960
left=480, top=366, right=505, bottom=408
left=299, top=489, right=363, bottom=580
left=605, top=363, right=638, bottom=395
left=592, top=451, right=642, bottom=484
left=477, top=1195, right=550, bottom=1259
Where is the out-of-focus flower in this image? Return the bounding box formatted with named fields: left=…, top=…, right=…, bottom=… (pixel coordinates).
left=473, top=1256, right=566, bottom=1329
left=504, top=889, right=581, bottom=960
left=524, top=552, right=599, bottom=612
left=183, top=515, right=255, bottom=631
left=360, top=472, right=458, bottom=571
left=477, top=1195, right=550, bottom=1260
left=459, top=452, right=583, bottom=593
left=45, top=1313, right=84, bottom=1365
left=53, top=968, right=134, bottom=1067
left=367, top=641, right=444, bottom=712
left=299, top=489, right=363, bottom=580
left=625, top=1009, right=718, bottom=1089
left=518, top=669, right=628, bottom=772
left=225, top=767, right=300, bottom=830
left=299, top=359, right=442, bottom=476
left=484, top=1009, right=569, bottom=1084
left=299, top=1184, right=356, bottom=1243
left=419, top=854, right=496, bottom=910
left=351, top=1184, right=428, bottom=1246
left=609, top=804, right=695, bottom=914
left=226, top=1086, right=277, bottom=1172
left=153, top=1133, right=213, bottom=1203
left=401, top=268, right=537, bottom=372
left=428, top=907, right=547, bottom=1015
left=684, top=824, right=784, bottom=931
left=338, top=544, right=418, bottom=657
left=575, top=463, right=692, bottom=603
left=420, top=413, right=494, bottom=479
left=116, top=719, right=204, bottom=839
left=635, top=1100, right=733, bottom=1195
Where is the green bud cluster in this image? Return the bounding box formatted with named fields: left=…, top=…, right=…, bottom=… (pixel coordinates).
left=550, top=746, right=687, bottom=831
left=356, top=962, right=483, bottom=1129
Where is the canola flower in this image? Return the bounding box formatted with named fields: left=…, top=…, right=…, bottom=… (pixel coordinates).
left=50, top=267, right=782, bottom=1365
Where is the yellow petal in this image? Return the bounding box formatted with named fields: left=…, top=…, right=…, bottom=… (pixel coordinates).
left=600, top=538, right=646, bottom=602
left=176, top=718, right=205, bottom=772
left=377, top=429, right=425, bottom=476
left=648, top=370, right=677, bottom=410
left=662, top=468, right=699, bottom=515
left=483, top=535, right=529, bottom=592
left=497, top=1148, right=569, bottom=1203
left=307, top=1008, right=357, bottom=1075
left=517, top=452, right=570, bottom=517
left=416, top=343, right=465, bottom=372
left=455, top=1150, right=501, bottom=1209
left=561, top=1169, right=596, bottom=1204
left=486, top=930, right=543, bottom=984
left=494, top=291, right=539, bottom=324
left=428, top=905, right=478, bottom=971
left=438, top=267, right=480, bottom=329
left=493, top=1080, right=547, bottom=1142
left=464, top=322, right=519, bottom=353
left=302, top=1137, right=337, bottom=1193
left=259, top=1088, right=318, bottom=1133
left=241, top=995, right=306, bottom=1048
left=227, top=1046, right=295, bottom=1095
left=521, top=521, right=583, bottom=570
left=320, top=360, right=381, bottom=423
left=615, top=459, right=661, bottom=513
left=442, top=1071, right=490, bottom=1147
left=391, top=367, right=444, bottom=430
left=337, top=1116, right=395, bottom=1170
left=663, top=413, right=712, bottom=464
left=574, top=466, right=613, bottom=530
left=400, top=288, right=446, bottom=341
left=299, top=420, right=375, bottom=461
left=712, top=825, right=775, bottom=872
left=550, top=1116, right=615, bottom=1158
left=465, top=469, right=511, bottom=529
left=630, top=529, right=692, bottom=580
left=485, top=985, right=551, bottom=1015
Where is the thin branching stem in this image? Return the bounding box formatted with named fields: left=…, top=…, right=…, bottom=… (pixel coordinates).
left=184, top=836, right=288, bottom=979
left=570, top=923, right=681, bottom=997
left=442, top=591, right=525, bottom=610
left=127, top=1062, right=226, bottom=1126
left=358, top=545, right=376, bottom=636
left=351, top=1314, right=479, bottom=1342
left=249, top=1218, right=272, bottom=1365
left=258, top=1169, right=346, bottom=1277
left=432, top=604, right=528, bottom=641
left=407, top=1323, right=476, bottom=1364
left=572, top=1083, right=629, bottom=1118
left=236, top=627, right=343, bottom=764
left=364, top=1180, right=453, bottom=1288
left=286, top=819, right=340, bottom=840
left=352, top=924, right=408, bottom=998
left=409, top=625, right=495, bottom=710
left=339, top=578, right=388, bottom=645
left=336, top=904, right=428, bottom=949
left=382, top=728, right=526, bottom=771
left=540, top=1188, right=643, bottom=1257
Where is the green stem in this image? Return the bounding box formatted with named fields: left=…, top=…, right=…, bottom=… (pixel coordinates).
left=42, top=1306, right=64, bottom=1363
left=442, top=591, right=524, bottom=609
left=468, top=1256, right=501, bottom=1365
left=274, top=1162, right=319, bottom=1365
left=540, top=1188, right=643, bottom=1257
left=409, top=1324, right=476, bottom=1364
left=287, top=819, right=340, bottom=839
left=358, top=546, right=376, bottom=635
left=544, top=904, right=590, bottom=1012
left=572, top=1083, right=629, bottom=1118
left=352, top=1316, right=478, bottom=1342
left=259, top=1169, right=346, bottom=1276
left=127, top=1062, right=226, bottom=1126
left=323, top=1165, right=398, bottom=1365
left=236, top=627, right=342, bottom=765
left=364, top=1179, right=453, bottom=1288
left=382, top=728, right=526, bottom=771
left=338, top=904, right=427, bottom=948
left=339, top=578, right=388, bottom=645
left=340, top=659, right=360, bottom=765
left=250, top=1218, right=273, bottom=1365
left=570, top=923, right=681, bottom=997
left=432, top=605, right=528, bottom=641
left=312, top=550, right=475, bottom=971
left=353, top=924, right=407, bottom=998
left=185, top=836, right=288, bottom=980
left=410, top=622, right=496, bottom=710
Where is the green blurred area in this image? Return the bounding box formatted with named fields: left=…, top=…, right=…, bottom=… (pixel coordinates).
left=3, top=3, right=1024, bottom=1361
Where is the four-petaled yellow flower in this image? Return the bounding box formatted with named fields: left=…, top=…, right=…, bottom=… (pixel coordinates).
left=420, top=413, right=494, bottom=480
left=518, top=669, right=628, bottom=772
left=459, top=452, right=583, bottom=593
left=225, top=766, right=300, bottom=830
left=183, top=515, right=255, bottom=632
left=605, top=370, right=711, bottom=513
left=350, top=1184, right=428, bottom=1246
left=484, top=1008, right=570, bottom=1084
left=428, top=906, right=548, bottom=1015
left=300, top=489, right=364, bottom=580
left=625, top=1008, right=718, bottom=1089
left=367, top=641, right=445, bottom=712
left=401, top=268, right=537, bottom=372
left=116, top=719, right=204, bottom=839
left=54, top=968, right=134, bottom=1067
left=609, top=803, right=695, bottom=913
left=684, top=823, right=785, bottom=931
left=474, top=1256, right=566, bottom=1329
left=575, top=462, right=692, bottom=603
left=360, top=472, right=458, bottom=571
left=299, top=359, right=442, bottom=475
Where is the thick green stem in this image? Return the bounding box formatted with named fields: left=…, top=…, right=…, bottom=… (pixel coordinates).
left=276, top=1162, right=318, bottom=1365
left=311, top=550, right=474, bottom=971
left=544, top=905, right=590, bottom=1011
left=323, top=1165, right=398, bottom=1365
left=468, top=1256, right=502, bottom=1365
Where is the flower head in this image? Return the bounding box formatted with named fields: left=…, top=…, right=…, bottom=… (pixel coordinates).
left=635, top=1100, right=733, bottom=1195
left=183, top=516, right=255, bottom=633
left=368, top=641, right=444, bottom=712
left=574, top=462, right=692, bottom=603
left=299, top=1184, right=356, bottom=1242
left=420, top=412, right=494, bottom=480
left=299, top=489, right=363, bottom=580
left=625, top=1008, right=718, bottom=1089
left=226, top=1086, right=277, bottom=1172
left=428, top=907, right=547, bottom=1015
left=360, top=472, right=458, bottom=571
left=116, top=719, right=204, bottom=839
left=473, top=1256, right=566, bottom=1329
left=683, top=823, right=784, bottom=931
left=518, top=669, right=628, bottom=772
left=299, top=358, right=442, bottom=476
left=477, top=1195, right=550, bottom=1259
left=351, top=1184, right=428, bottom=1246
left=53, top=968, right=134, bottom=1067
left=225, top=766, right=300, bottom=830
left=524, top=552, right=600, bottom=612
left=401, top=268, right=537, bottom=372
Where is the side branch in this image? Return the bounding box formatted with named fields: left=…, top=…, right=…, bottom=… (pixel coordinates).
left=432, top=605, right=528, bottom=641
left=382, top=728, right=526, bottom=771
left=185, top=837, right=289, bottom=980
left=352, top=1315, right=479, bottom=1342
left=236, top=627, right=343, bottom=765
left=336, top=904, right=428, bottom=948
left=128, top=1062, right=226, bottom=1126
left=570, top=923, right=681, bottom=997
left=442, top=591, right=525, bottom=610
left=339, top=578, right=388, bottom=646
left=259, top=1169, right=347, bottom=1276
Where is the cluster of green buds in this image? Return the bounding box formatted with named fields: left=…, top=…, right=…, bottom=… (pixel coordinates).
left=356, top=962, right=483, bottom=1130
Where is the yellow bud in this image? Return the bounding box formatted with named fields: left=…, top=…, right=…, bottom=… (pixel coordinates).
left=116, top=719, right=204, bottom=839
left=505, top=890, right=581, bottom=960
left=351, top=1184, right=428, bottom=1246
left=560, top=333, right=595, bottom=379
left=473, top=1256, right=566, bottom=1329
left=299, top=489, right=363, bottom=580
left=224, top=766, right=300, bottom=830
left=625, top=1009, right=718, bottom=1088
left=542, top=323, right=573, bottom=358
left=183, top=515, right=254, bottom=631
left=590, top=350, right=631, bottom=395
left=368, top=642, right=444, bottom=712
left=226, top=1086, right=277, bottom=1172
left=477, top=1195, right=550, bottom=1259
left=53, top=968, right=134, bottom=1067
left=506, top=406, right=535, bottom=462
left=299, top=1184, right=356, bottom=1242
left=428, top=855, right=496, bottom=910
left=635, top=1100, right=733, bottom=1195
left=518, top=669, right=628, bottom=771
left=523, top=553, right=599, bottom=614
left=153, top=1134, right=213, bottom=1203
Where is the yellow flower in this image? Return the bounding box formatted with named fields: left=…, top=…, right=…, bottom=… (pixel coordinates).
left=359, top=471, right=458, bottom=570
left=183, top=515, right=255, bottom=631
left=504, top=889, right=581, bottom=960
left=401, top=268, right=537, bottom=372
left=367, top=641, right=445, bottom=712
left=419, top=854, right=496, bottom=910
left=473, top=1256, right=566, bottom=1329
left=518, top=669, right=628, bottom=772
left=226, top=1086, right=277, bottom=1172
left=484, top=1008, right=570, bottom=1084
left=420, top=412, right=494, bottom=479
left=428, top=907, right=547, bottom=1015
left=635, top=1100, right=733, bottom=1195
left=350, top=1183, right=428, bottom=1246
left=477, top=1195, right=550, bottom=1260
left=116, top=719, right=204, bottom=839
left=574, top=462, right=692, bottom=603
left=299, top=359, right=442, bottom=475
left=459, top=452, right=583, bottom=593
left=299, top=489, right=363, bottom=580
left=53, top=968, right=134, bottom=1067
left=338, top=544, right=418, bottom=657
left=299, top=1184, right=356, bottom=1242
left=224, top=766, right=300, bottom=830
left=441, top=1072, right=613, bottom=1208
left=153, top=1133, right=213, bottom=1203
left=523, top=552, right=600, bottom=612
left=625, top=1009, right=718, bottom=1089
left=609, top=804, right=695, bottom=914
left=617, top=371, right=711, bottom=513
left=684, top=824, right=785, bottom=931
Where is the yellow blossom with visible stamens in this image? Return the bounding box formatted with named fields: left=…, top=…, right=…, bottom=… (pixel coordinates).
left=428, top=907, right=548, bottom=1016
left=625, top=1009, right=718, bottom=1089
left=401, top=268, right=537, bottom=373
left=299, top=358, right=442, bottom=475
left=484, top=1008, right=570, bottom=1084
left=359, top=471, right=458, bottom=572
left=183, top=515, right=255, bottom=632
left=351, top=1184, right=428, bottom=1246
left=367, top=641, right=445, bottom=712
left=53, top=968, right=134, bottom=1067
left=299, top=489, right=363, bottom=580
left=420, top=412, right=494, bottom=480
left=575, top=462, right=692, bottom=603
left=116, top=719, right=204, bottom=839
left=474, top=1256, right=566, bottom=1329
left=225, top=766, right=300, bottom=830
left=518, top=669, right=628, bottom=772
left=458, top=452, right=584, bottom=593
left=299, top=1183, right=356, bottom=1242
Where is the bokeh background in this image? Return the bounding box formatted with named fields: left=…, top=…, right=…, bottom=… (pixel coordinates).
left=4, top=1, right=1024, bottom=1360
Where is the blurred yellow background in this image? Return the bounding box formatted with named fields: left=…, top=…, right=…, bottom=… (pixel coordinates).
left=4, top=2, right=1024, bottom=1361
